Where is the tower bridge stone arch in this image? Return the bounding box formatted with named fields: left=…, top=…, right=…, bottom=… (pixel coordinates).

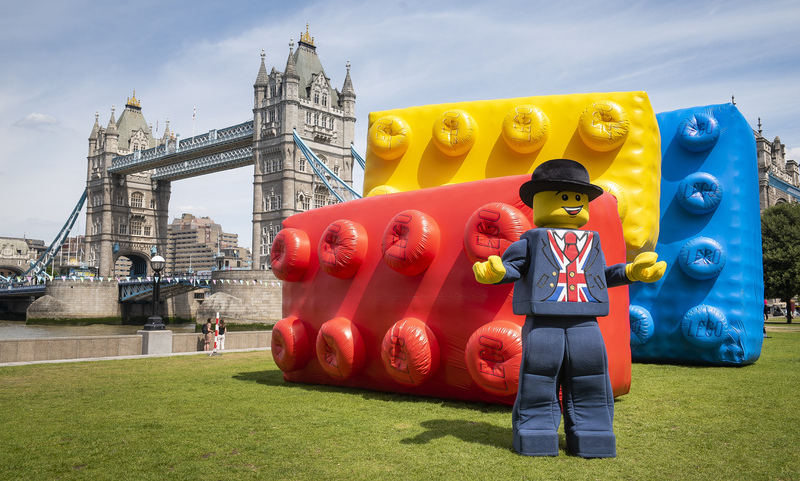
left=113, top=251, right=150, bottom=278
left=0, top=264, right=26, bottom=278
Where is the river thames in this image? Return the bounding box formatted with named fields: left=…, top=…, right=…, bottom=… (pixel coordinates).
left=0, top=318, right=195, bottom=339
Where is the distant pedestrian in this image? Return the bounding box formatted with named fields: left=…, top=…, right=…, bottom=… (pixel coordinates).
left=203, top=318, right=213, bottom=351
left=218, top=318, right=226, bottom=350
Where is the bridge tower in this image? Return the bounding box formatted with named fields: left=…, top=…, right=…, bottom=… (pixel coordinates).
left=84, top=93, right=171, bottom=277
left=251, top=26, right=356, bottom=270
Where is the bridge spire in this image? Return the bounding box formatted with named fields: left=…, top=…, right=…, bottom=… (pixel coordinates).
left=254, top=49, right=268, bottom=87
left=89, top=111, right=100, bottom=140
left=285, top=39, right=299, bottom=80
left=342, top=60, right=355, bottom=97
left=106, top=106, right=118, bottom=134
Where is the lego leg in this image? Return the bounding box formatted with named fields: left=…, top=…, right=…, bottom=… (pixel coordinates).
left=562, top=319, right=616, bottom=458
left=512, top=318, right=564, bottom=456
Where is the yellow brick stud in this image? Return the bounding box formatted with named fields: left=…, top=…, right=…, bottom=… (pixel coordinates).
left=368, top=115, right=412, bottom=160
left=578, top=101, right=630, bottom=152
left=431, top=109, right=477, bottom=157
left=501, top=104, right=550, bottom=154
left=365, top=185, right=402, bottom=197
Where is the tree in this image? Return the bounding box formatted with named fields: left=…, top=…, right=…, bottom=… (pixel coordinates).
left=762, top=202, right=800, bottom=322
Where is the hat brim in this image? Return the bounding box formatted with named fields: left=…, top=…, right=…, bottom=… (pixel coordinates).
left=519, top=179, right=605, bottom=207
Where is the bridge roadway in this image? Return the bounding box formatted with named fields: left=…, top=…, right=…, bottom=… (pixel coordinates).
left=0, top=285, right=46, bottom=299
left=108, top=120, right=254, bottom=180
left=1, top=277, right=209, bottom=302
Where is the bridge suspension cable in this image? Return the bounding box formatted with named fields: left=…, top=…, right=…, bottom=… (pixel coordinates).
left=19, top=191, right=87, bottom=283
left=351, top=143, right=366, bottom=171
left=292, top=129, right=362, bottom=202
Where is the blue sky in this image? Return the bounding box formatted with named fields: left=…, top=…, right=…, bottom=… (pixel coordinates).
left=2, top=0, right=799, bottom=249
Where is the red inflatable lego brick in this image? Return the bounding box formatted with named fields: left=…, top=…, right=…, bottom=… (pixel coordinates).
left=271, top=174, right=631, bottom=404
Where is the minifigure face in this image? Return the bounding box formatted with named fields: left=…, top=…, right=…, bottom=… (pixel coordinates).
left=532, top=190, right=590, bottom=229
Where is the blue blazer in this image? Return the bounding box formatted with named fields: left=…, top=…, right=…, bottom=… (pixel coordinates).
left=498, top=229, right=630, bottom=317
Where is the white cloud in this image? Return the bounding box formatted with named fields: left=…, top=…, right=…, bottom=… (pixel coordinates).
left=13, top=113, right=58, bottom=127
left=787, top=147, right=800, bottom=162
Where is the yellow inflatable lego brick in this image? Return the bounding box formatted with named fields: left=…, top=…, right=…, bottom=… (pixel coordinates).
left=364, top=92, right=661, bottom=260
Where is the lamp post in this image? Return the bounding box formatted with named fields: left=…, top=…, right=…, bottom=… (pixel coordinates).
left=144, top=255, right=166, bottom=330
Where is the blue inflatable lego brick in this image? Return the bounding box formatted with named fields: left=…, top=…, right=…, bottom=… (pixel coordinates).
left=629, top=103, right=764, bottom=365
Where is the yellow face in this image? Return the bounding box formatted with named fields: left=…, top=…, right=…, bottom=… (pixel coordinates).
left=532, top=190, right=590, bottom=229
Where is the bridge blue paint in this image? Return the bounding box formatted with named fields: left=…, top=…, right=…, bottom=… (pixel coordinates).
left=293, top=128, right=361, bottom=202
left=24, top=192, right=86, bottom=283
left=351, top=143, right=366, bottom=170
left=118, top=277, right=211, bottom=303
left=0, top=284, right=46, bottom=298
left=767, top=174, right=800, bottom=202
left=109, top=121, right=255, bottom=178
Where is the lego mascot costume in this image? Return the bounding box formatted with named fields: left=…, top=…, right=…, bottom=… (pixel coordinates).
left=473, top=159, right=665, bottom=458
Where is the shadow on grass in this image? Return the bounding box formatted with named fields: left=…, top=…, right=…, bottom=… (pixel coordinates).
left=399, top=419, right=511, bottom=450
left=233, top=370, right=506, bottom=411
left=233, top=370, right=512, bottom=449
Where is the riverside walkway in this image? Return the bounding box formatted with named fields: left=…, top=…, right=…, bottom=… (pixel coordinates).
left=0, top=330, right=271, bottom=367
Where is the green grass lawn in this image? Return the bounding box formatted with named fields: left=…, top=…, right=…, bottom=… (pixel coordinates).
left=2, top=331, right=799, bottom=480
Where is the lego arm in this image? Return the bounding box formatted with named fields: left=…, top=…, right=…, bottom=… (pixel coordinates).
left=473, top=255, right=506, bottom=284
left=473, top=238, right=529, bottom=285
left=625, top=252, right=666, bottom=283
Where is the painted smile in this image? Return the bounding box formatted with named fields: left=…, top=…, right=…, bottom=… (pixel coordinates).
left=563, top=206, right=583, bottom=216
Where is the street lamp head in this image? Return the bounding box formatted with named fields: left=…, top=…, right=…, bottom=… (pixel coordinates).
left=151, top=255, right=166, bottom=273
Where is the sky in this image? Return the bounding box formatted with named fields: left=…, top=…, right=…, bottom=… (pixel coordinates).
left=2, top=0, right=799, bottom=250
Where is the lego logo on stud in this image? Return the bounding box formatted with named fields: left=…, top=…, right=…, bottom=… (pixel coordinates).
left=316, top=317, right=366, bottom=380
left=432, top=109, right=477, bottom=156
left=677, top=113, right=720, bottom=153
left=381, top=318, right=440, bottom=386
left=680, top=305, right=729, bottom=348
left=501, top=105, right=550, bottom=154
left=270, top=228, right=311, bottom=282
left=676, top=172, right=723, bottom=214
left=678, top=236, right=726, bottom=280
left=463, top=202, right=532, bottom=264
left=368, top=115, right=412, bottom=160
left=578, top=101, right=630, bottom=152
left=464, top=320, right=523, bottom=396
left=271, top=316, right=312, bottom=372
left=318, top=219, right=368, bottom=279
left=381, top=210, right=441, bottom=276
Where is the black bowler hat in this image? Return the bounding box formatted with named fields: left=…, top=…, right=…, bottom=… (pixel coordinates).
left=519, top=158, right=604, bottom=207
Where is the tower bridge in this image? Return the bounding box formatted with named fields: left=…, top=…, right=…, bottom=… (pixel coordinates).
left=82, top=28, right=357, bottom=280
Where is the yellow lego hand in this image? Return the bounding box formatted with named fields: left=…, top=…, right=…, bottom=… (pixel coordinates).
left=625, top=252, right=666, bottom=283
left=473, top=256, right=506, bottom=284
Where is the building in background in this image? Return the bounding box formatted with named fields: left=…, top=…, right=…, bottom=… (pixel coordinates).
left=756, top=119, right=800, bottom=211
left=166, top=213, right=245, bottom=275
left=51, top=236, right=97, bottom=277
left=0, top=237, right=45, bottom=278
left=215, top=246, right=251, bottom=271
